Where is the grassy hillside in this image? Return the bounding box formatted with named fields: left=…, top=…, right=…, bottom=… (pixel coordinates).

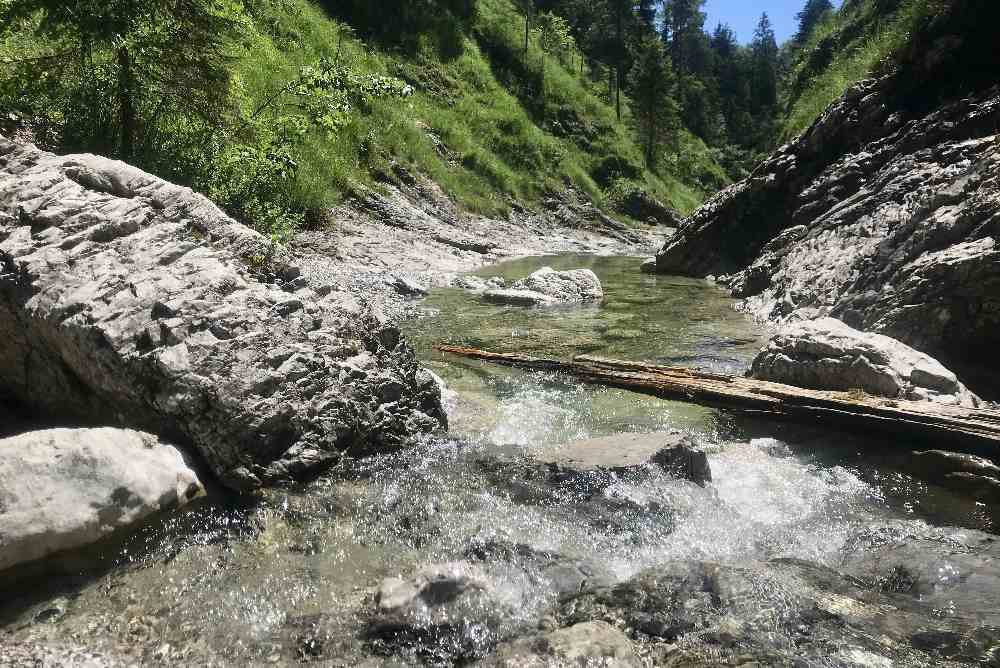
left=781, top=0, right=936, bottom=140
left=246, top=0, right=724, bottom=218
left=1, top=0, right=727, bottom=238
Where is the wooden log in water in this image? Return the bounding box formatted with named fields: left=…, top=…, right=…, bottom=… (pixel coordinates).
left=437, top=345, right=1000, bottom=450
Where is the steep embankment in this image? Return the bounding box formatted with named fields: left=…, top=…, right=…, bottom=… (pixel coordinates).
left=653, top=0, right=1000, bottom=394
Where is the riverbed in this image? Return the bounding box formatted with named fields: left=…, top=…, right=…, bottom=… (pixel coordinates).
left=1, top=254, right=997, bottom=666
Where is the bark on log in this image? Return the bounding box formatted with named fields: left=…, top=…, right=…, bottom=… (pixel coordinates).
left=437, top=346, right=1000, bottom=450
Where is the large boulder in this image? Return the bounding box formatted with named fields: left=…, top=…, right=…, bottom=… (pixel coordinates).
left=750, top=318, right=980, bottom=407
left=0, top=428, right=204, bottom=572
left=0, top=138, right=446, bottom=490
left=483, top=267, right=602, bottom=307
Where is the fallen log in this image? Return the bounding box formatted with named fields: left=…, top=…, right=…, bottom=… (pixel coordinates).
left=437, top=346, right=1000, bottom=451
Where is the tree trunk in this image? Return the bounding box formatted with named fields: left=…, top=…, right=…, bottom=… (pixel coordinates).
left=616, top=67, right=622, bottom=121
left=116, top=46, right=135, bottom=161
left=524, top=13, right=530, bottom=54
left=438, top=346, right=1000, bottom=451
left=615, top=6, right=623, bottom=122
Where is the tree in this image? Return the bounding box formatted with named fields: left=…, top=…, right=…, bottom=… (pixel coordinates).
left=534, top=11, right=575, bottom=109
left=0, top=0, right=237, bottom=163
left=628, top=35, right=679, bottom=166
left=661, top=0, right=706, bottom=76
left=515, top=0, right=536, bottom=53
left=794, top=0, right=834, bottom=45
left=749, top=12, right=779, bottom=147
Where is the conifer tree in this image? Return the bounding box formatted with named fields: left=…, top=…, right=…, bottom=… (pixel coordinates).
left=794, top=0, right=834, bottom=45
left=628, top=34, right=679, bottom=166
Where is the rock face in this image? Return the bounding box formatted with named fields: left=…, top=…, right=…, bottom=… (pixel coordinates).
left=482, top=267, right=603, bottom=307
left=652, top=76, right=1000, bottom=392
left=750, top=317, right=981, bottom=407
left=0, top=138, right=446, bottom=490
left=0, top=428, right=204, bottom=572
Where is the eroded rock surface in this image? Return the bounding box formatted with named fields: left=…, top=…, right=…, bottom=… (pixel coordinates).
left=483, top=267, right=603, bottom=307
left=0, top=428, right=204, bottom=572
left=750, top=317, right=981, bottom=406
left=0, top=138, right=446, bottom=489
left=653, top=77, right=1000, bottom=391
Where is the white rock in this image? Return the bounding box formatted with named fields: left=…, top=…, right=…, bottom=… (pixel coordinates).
left=481, top=267, right=603, bottom=307
left=0, top=428, right=205, bottom=572
left=750, top=317, right=980, bottom=407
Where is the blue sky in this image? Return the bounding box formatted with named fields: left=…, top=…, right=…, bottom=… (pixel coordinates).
left=702, top=0, right=843, bottom=44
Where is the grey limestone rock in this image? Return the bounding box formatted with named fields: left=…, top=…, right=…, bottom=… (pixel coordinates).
left=0, top=427, right=204, bottom=572
left=482, top=267, right=603, bottom=307
left=750, top=317, right=980, bottom=407
left=0, top=138, right=446, bottom=490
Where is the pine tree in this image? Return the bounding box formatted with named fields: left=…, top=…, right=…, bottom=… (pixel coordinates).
left=750, top=12, right=779, bottom=147
left=794, top=0, right=834, bottom=45
left=0, top=0, right=236, bottom=162
left=661, top=0, right=706, bottom=75
left=628, top=34, right=679, bottom=166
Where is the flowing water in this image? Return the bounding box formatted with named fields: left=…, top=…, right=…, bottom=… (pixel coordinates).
left=1, top=254, right=997, bottom=665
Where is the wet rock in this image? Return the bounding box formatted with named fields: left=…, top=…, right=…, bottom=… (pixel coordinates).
left=907, top=450, right=1000, bottom=493
left=483, top=267, right=603, bottom=307
left=464, top=538, right=614, bottom=597
left=453, top=275, right=489, bottom=292
left=750, top=317, right=980, bottom=406
left=651, top=76, right=1000, bottom=394
left=385, top=274, right=428, bottom=297
left=559, top=552, right=1000, bottom=665
left=0, top=139, right=446, bottom=489
left=541, top=432, right=712, bottom=487
left=0, top=428, right=205, bottom=572
left=840, top=524, right=1000, bottom=630
left=479, top=621, right=641, bottom=667
left=482, top=288, right=559, bottom=307
left=370, top=562, right=517, bottom=661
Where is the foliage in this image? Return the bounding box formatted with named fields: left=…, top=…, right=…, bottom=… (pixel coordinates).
left=628, top=35, right=680, bottom=167
left=2, top=0, right=729, bottom=237
left=794, top=0, right=835, bottom=45
left=781, top=0, right=939, bottom=140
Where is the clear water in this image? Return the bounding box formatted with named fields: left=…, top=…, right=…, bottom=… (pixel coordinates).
left=1, top=254, right=995, bottom=665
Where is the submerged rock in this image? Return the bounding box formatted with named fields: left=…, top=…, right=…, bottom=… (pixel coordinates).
left=370, top=561, right=518, bottom=661
left=541, top=432, right=712, bottom=487
left=0, top=427, right=204, bottom=572
left=0, top=138, right=446, bottom=490
left=750, top=317, right=980, bottom=406
left=480, top=621, right=641, bottom=667
left=482, top=267, right=603, bottom=307
left=385, top=273, right=428, bottom=296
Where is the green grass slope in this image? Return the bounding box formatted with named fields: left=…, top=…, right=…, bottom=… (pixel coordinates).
left=781, top=0, right=936, bottom=140
left=234, top=0, right=723, bottom=220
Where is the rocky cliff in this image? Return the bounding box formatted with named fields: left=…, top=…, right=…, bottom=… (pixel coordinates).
left=0, top=138, right=446, bottom=490
left=653, top=68, right=1000, bottom=392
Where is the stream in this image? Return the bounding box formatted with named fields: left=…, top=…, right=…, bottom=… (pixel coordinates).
left=2, top=254, right=998, bottom=666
